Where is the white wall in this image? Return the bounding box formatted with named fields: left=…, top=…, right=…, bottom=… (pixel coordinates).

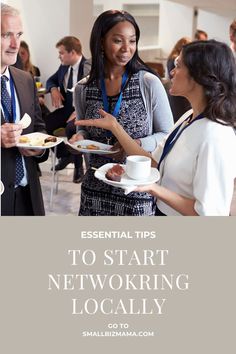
left=198, top=9, right=232, bottom=45
left=159, top=0, right=193, bottom=59
left=69, top=0, right=94, bottom=58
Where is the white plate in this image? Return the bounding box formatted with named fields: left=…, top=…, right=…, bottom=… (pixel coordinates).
left=0, top=180, right=4, bottom=195
left=66, top=139, right=119, bottom=155
left=94, top=163, right=160, bottom=188
left=17, top=132, right=64, bottom=150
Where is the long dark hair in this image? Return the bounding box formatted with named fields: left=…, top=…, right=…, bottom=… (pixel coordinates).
left=182, top=40, right=236, bottom=127
left=87, top=10, right=155, bottom=86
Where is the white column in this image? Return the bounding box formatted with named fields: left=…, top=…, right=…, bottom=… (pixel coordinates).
left=69, top=0, right=94, bottom=58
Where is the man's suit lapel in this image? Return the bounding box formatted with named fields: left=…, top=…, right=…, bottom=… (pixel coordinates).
left=77, top=56, right=86, bottom=81
left=59, top=65, right=69, bottom=94
left=1, top=67, right=25, bottom=123
left=9, top=66, right=28, bottom=118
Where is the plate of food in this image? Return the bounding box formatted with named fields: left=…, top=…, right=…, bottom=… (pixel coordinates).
left=0, top=180, right=4, bottom=195
left=17, top=132, right=64, bottom=149
left=94, top=163, right=160, bottom=188
left=66, top=139, right=119, bottom=155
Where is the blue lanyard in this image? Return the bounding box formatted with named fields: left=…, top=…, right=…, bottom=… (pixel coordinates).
left=158, top=112, right=205, bottom=170
left=101, top=70, right=128, bottom=143
left=1, top=75, right=16, bottom=123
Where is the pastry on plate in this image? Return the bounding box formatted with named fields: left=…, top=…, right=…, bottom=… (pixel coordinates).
left=105, top=164, right=125, bottom=182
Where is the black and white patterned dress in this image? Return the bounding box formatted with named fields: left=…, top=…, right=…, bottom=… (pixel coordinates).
left=79, top=73, right=156, bottom=216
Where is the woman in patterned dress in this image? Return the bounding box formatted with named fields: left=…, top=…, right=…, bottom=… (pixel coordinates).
left=72, top=10, right=173, bottom=216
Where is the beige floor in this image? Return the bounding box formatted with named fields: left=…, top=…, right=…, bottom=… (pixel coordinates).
left=40, top=159, right=236, bottom=216
left=40, top=159, right=81, bottom=215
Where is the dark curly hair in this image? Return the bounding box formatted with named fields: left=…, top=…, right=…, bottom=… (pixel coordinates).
left=87, top=10, right=155, bottom=86
left=182, top=40, right=236, bottom=128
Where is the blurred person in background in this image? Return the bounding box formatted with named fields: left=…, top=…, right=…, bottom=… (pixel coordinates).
left=19, top=40, right=40, bottom=77
left=166, top=37, right=192, bottom=79
left=19, top=40, right=50, bottom=122
left=194, top=29, right=208, bottom=41
left=165, top=37, right=192, bottom=122
left=45, top=36, right=91, bottom=183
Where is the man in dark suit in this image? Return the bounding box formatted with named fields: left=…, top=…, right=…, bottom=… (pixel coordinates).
left=1, top=3, right=48, bottom=215
left=45, top=36, right=91, bottom=183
